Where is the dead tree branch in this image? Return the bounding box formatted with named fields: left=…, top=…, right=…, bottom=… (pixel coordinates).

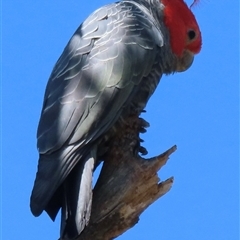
left=65, top=115, right=176, bottom=240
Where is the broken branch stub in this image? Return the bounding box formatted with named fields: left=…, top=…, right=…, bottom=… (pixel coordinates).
left=74, top=115, right=176, bottom=240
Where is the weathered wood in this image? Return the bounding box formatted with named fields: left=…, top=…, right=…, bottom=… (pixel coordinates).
left=65, top=115, right=176, bottom=240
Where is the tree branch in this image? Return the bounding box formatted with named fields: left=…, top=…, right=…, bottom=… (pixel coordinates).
left=64, top=115, right=176, bottom=240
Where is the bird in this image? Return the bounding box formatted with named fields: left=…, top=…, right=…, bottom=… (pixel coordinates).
left=30, top=0, right=202, bottom=238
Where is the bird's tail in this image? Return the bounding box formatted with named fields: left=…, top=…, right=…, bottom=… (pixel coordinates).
left=60, top=149, right=96, bottom=239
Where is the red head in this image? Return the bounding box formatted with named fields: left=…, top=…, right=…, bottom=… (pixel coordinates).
left=161, top=0, right=202, bottom=57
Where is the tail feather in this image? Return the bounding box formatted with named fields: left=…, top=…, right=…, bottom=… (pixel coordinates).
left=30, top=144, right=83, bottom=219
left=61, top=149, right=96, bottom=238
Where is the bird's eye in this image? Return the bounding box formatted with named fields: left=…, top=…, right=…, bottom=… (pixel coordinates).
left=187, top=30, right=196, bottom=41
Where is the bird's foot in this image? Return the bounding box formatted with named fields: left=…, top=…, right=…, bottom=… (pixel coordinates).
left=133, top=117, right=150, bottom=156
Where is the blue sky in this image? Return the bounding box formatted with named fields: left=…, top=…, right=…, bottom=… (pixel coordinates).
left=2, top=0, right=239, bottom=239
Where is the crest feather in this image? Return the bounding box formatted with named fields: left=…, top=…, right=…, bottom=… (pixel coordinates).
left=190, top=0, right=200, bottom=8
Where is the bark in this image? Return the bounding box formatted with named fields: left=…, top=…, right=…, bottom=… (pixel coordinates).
left=65, top=115, right=176, bottom=240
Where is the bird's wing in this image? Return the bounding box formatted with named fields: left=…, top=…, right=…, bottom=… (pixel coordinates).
left=37, top=2, right=163, bottom=154
left=31, top=1, right=164, bottom=216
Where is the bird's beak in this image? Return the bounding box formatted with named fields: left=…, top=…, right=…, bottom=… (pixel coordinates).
left=176, top=50, right=194, bottom=72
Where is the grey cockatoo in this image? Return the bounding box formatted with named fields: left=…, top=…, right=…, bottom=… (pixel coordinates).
left=30, top=0, right=202, bottom=238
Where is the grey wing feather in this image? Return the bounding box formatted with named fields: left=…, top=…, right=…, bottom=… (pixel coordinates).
left=31, top=1, right=164, bottom=217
